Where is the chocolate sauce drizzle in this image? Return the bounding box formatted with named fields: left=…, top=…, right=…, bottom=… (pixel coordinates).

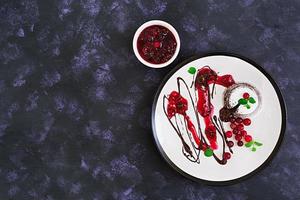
left=163, top=76, right=233, bottom=165
left=163, top=95, right=193, bottom=159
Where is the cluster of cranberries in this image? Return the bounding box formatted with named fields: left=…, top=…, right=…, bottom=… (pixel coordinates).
left=220, top=116, right=252, bottom=161
left=225, top=116, right=252, bottom=146
left=167, top=91, right=188, bottom=118
left=222, top=93, right=254, bottom=160
left=137, top=25, right=177, bottom=64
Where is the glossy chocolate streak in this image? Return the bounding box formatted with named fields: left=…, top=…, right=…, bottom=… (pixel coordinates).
left=164, top=77, right=206, bottom=163
left=212, top=117, right=226, bottom=162
left=163, top=78, right=207, bottom=163
left=163, top=95, right=193, bottom=158
left=163, top=67, right=236, bottom=165
left=177, top=77, right=206, bottom=144
left=163, top=77, right=230, bottom=165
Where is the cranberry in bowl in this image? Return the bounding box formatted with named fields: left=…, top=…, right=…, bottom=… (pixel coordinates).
left=133, top=20, right=180, bottom=68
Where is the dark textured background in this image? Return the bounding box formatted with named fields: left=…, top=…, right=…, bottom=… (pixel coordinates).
left=0, top=0, right=299, bottom=199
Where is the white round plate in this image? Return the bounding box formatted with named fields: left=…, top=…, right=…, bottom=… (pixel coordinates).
left=152, top=53, right=286, bottom=185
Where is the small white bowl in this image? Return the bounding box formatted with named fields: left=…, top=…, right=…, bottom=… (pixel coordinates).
left=133, top=20, right=180, bottom=68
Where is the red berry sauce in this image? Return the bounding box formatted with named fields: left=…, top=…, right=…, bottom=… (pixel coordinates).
left=137, top=25, right=177, bottom=64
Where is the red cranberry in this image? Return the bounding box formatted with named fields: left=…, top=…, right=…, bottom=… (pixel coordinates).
left=237, top=124, right=244, bottom=131
left=225, top=131, right=233, bottom=138
left=240, top=130, right=247, bottom=136
left=243, top=92, right=250, bottom=99
left=153, top=41, right=161, bottom=48
left=236, top=117, right=243, bottom=124
left=227, top=141, right=234, bottom=147
left=244, top=135, right=253, bottom=142
left=233, top=128, right=239, bottom=135
left=230, top=123, right=236, bottom=129
left=237, top=141, right=244, bottom=146
left=224, top=152, right=231, bottom=160
left=229, top=117, right=236, bottom=123
left=235, top=135, right=242, bottom=141
left=243, top=118, right=251, bottom=126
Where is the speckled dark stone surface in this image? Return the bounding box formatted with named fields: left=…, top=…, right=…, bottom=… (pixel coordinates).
left=0, top=0, right=299, bottom=199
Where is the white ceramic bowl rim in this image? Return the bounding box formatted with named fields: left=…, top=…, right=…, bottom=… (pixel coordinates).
left=133, top=20, right=181, bottom=68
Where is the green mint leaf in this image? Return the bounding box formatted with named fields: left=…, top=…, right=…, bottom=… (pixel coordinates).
left=254, top=141, right=263, bottom=146
left=246, top=104, right=251, bottom=109
left=251, top=147, right=257, bottom=152
left=245, top=141, right=254, bottom=147
left=188, top=67, right=196, bottom=74
left=239, top=98, right=247, bottom=105
left=249, top=97, right=256, bottom=104
left=204, top=148, right=213, bottom=157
